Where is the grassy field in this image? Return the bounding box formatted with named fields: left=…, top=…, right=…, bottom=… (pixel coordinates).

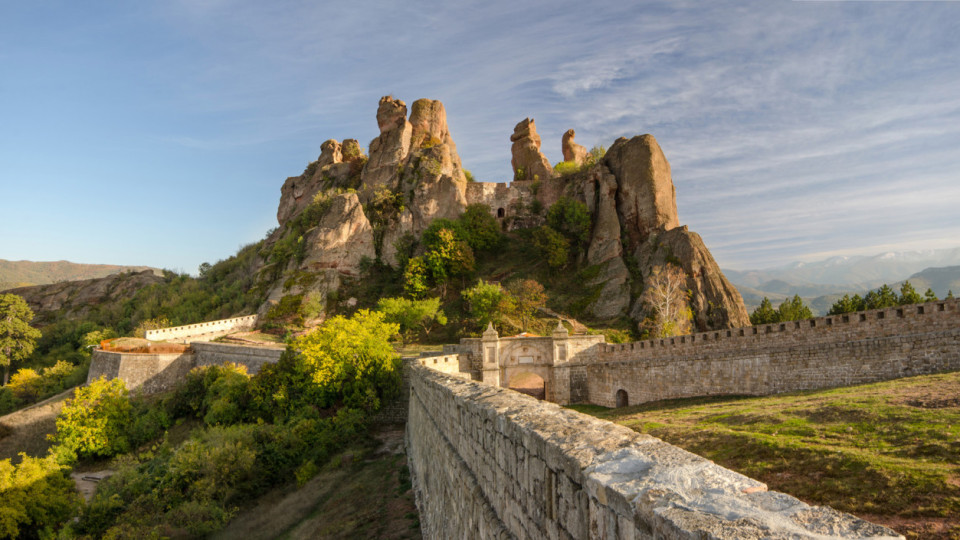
left=569, top=371, right=960, bottom=540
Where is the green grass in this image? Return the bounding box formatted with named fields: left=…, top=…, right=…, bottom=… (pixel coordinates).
left=570, top=371, right=960, bottom=539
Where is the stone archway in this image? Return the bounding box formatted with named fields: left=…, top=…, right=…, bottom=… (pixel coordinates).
left=507, top=371, right=546, bottom=400
left=616, top=389, right=629, bottom=408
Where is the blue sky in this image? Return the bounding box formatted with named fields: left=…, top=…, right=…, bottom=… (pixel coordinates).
left=2, top=0, right=958, bottom=273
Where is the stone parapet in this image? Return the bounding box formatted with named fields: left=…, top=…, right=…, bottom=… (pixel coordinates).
left=191, top=341, right=284, bottom=375
left=590, top=299, right=960, bottom=407
left=405, top=363, right=902, bottom=539
left=88, top=349, right=195, bottom=394
left=144, top=315, right=257, bottom=343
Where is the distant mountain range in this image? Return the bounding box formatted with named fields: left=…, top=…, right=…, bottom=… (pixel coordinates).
left=0, top=259, right=161, bottom=291
left=723, top=248, right=960, bottom=315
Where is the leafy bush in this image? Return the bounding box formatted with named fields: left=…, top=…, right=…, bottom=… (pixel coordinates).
left=0, top=453, right=81, bottom=539
left=7, top=368, right=43, bottom=403
left=51, top=376, right=133, bottom=462
left=459, top=204, right=502, bottom=252
left=462, top=280, right=511, bottom=328
left=531, top=226, right=570, bottom=269
left=546, top=197, right=591, bottom=253
left=553, top=160, right=580, bottom=176
left=377, top=297, right=447, bottom=340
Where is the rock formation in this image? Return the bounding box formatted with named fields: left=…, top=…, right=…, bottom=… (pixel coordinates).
left=8, top=271, right=165, bottom=324
left=604, top=134, right=679, bottom=247
left=510, top=118, right=554, bottom=182
left=261, top=97, right=748, bottom=332
left=561, top=129, right=587, bottom=166
left=361, top=96, right=413, bottom=191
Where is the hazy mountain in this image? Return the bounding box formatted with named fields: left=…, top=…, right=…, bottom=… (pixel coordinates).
left=725, top=248, right=960, bottom=315
left=0, top=259, right=161, bottom=291
left=895, top=266, right=960, bottom=299
left=724, top=248, right=960, bottom=289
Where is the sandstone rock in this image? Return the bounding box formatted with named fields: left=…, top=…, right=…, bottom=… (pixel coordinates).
left=604, top=134, right=679, bottom=246
left=631, top=226, right=750, bottom=330
left=561, top=129, right=588, bottom=166
left=341, top=139, right=364, bottom=162
left=362, top=96, right=412, bottom=190
left=510, top=118, right=554, bottom=183
left=318, top=139, right=342, bottom=167
left=585, top=166, right=622, bottom=266
left=260, top=192, right=376, bottom=321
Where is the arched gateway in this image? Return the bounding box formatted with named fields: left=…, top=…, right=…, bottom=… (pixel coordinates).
left=459, top=321, right=605, bottom=404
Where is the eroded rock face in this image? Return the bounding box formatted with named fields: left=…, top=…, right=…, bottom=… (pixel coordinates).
left=340, top=139, right=364, bottom=162
left=605, top=134, right=679, bottom=247
left=318, top=139, right=342, bottom=168
left=630, top=226, right=751, bottom=330
left=8, top=271, right=165, bottom=323
left=510, top=118, right=554, bottom=182
left=562, top=129, right=588, bottom=166
left=259, top=192, right=376, bottom=322
left=362, top=96, right=413, bottom=191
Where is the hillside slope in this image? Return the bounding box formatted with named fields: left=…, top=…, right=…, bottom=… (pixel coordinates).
left=0, top=259, right=159, bottom=290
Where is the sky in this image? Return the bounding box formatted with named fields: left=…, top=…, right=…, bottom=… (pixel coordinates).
left=1, top=0, right=959, bottom=274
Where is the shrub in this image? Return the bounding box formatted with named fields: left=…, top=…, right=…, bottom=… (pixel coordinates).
left=553, top=160, right=580, bottom=176
left=462, top=280, right=511, bottom=328
left=51, top=376, right=132, bottom=462
left=531, top=226, right=570, bottom=269
left=0, top=453, right=81, bottom=539
left=459, top=204, right=502, bottom=252
left=546, top=197, right=591, bottom=253
left=7, top=368, right=43, bottom=402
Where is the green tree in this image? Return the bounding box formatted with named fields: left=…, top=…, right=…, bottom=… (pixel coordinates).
left=424, top=228, right=475, bottom=295
left=947, top=290, right=955, bottom=299
left=898, top=281, right=924, bottom=305
left=750, top=297, right=780, bottom=325
left=924, top=288, right=938, bottom=302
left=133, top=316, right=171, bottom=338
left=0, top=293, right=41, bottom=386
left=459, top=203, right=501, bottom=252
left=828, top=294, right=866, bottom=315
left=377, top=297, right=447, bottom=339
left=462, top=280, right=511, bottom=328
left=531, top=226, right=570, bottom=269
left=864, top=284, right=899, bottom=310
left=777, top=295, right=813, bottom=321
left=52, top=376, right=132, bottom=463
left=640, top=264, right=693, bottom=337
left=505, top=279, right=547, bottom=332
left=546, top=197, right=591, bottom=254
left=403, top=256, right=430, bottom=299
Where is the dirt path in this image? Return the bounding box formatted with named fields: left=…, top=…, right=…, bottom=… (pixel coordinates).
left=0, top=388, right=74, bottom=463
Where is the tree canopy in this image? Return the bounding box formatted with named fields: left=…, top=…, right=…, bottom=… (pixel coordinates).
left=0, top=294, right=41, bottom=386
left=640, top=264, right=693, bottom=338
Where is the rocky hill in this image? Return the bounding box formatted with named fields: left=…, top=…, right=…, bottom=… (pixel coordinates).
left=0, top=259, right=159, bottom=291
left=6, top=270, right=166, bottom=325
left=254, top=96, right=748, bottom=332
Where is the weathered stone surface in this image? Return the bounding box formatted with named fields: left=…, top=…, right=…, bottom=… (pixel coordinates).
left=340, top=138, right=364, bottom=162
left=362, top=95, right=412, bottom=190
left=510, top=118, right=554, bottom=182
left=260, top=192, right=375, bottom=321
left=318, top=139, right=342, bottom=168
left=8, top=270, right=164, bottom=322
left=632, top=226, right=751, bottom=330
left=406, top=362, right=905, bottom=539
left=605, top=134, right=679, bottom=246
left=561, top=128, right=588, bottom=166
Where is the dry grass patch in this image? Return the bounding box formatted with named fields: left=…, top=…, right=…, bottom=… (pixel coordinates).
left=569, top=371, right=960, bottom=540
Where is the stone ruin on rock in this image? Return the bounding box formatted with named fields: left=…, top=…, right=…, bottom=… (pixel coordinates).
left=256, top=95, right=750, bottom=332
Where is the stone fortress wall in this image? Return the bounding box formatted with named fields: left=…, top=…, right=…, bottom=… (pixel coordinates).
left=585, top=298, right=960, bottom=407
left=143, top=315, right=257, bottom=343
left=87, top=340, right=283, bottom=393
left=405, top=362, right=901, bottom=539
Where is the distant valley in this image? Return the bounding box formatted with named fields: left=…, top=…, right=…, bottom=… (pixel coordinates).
left=0, top=259, right=161, bottom=291
left=725, top=248, right=960, bottom=314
